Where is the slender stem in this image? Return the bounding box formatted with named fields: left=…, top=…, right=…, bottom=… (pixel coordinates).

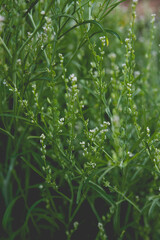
left=28, top=13, right=50, bottom=67
left=0, top=37, right=12, bottom=59
left=17, top=20, right=43, bottom=56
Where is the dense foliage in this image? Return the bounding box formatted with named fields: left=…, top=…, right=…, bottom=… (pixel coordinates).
left=0, top=0, right=160, bottom=239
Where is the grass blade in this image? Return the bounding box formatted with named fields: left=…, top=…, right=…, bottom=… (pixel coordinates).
left=89, top=180, right=115, bottom=207
left=21, top=157, right=45, bottom=179
left=2, top=196, right=21, bottom=230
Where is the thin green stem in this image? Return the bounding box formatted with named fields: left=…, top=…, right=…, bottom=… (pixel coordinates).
left=0, top=37, right=12, bottom=59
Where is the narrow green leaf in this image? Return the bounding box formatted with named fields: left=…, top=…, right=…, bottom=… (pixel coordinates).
left=27, top=136, right=40, bottom=140
left=76, top=179, right=84, bottom=204
left=17, top=16, right=45, bottom=56
left=2, top=196, right=21, bottom=230
left=59, top=19, right=106, bottom=39
left=0, top=127, right=14, bottom=139
left=100, top=0, right=127, bottom=20
left=105, top=29, right=121, bottom=40
left=110, top=186, right=141, bottom=213
left=24, top=199, right=45, bottom=227
left=23, top=0, right=39, bottom=17
left=0, top=37, right=12, bottom=59
left=89, top=180, right=115, bottom=206
left=84, top=19, right=105, bottom=33
left=0, top=113, right=31, bottom=123
left=148, top=199, right=159, bottom=217
left=33, top=212, right=59, bottom=228
left=57, top=13, right=78, bottom=23
left=21, top=157, right=45, bottom=179
left=98, top=166, right=115, bottom=184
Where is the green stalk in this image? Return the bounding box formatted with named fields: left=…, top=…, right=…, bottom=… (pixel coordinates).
left=0, top=37, right=12, bottom=59
left=12, top=54, right=18, bottom=115
left=28, top=13, right=50, bottom=67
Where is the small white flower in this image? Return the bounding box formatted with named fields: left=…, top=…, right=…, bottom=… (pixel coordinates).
left=73, top=221, right=79, bottom=229
left=0, top=15, right=5, bottom=22
left=3, top=80, right=7, bottom=85
left=98, top=222, right=103, bottom=230
left=40, top=133, right=45, bottom=139
left=132, top=0, right=138, bottom=4
left=151, top=13, right=156, bottom=17
left=69, top=73, right=77, bottom=83
left=146, top=127, right=150, bottom=133
left=99, top=36, right=106, bottom=46
left=134, top=71, right=140, bottom=78
left=17, top=59, right=21, bottom=65
left=32, top=84, right=36, bottom=90
left=125, top=38, right=130, bottom=43
left=58, top=53, right=63, bottom=58
left=108, top=53, right=116, bottom=60
left=90, top=62, right=96, bottom=68
left=41, top=10, right=45, bottom=15
left=103, top=121, right=110, bottom=126
left=128, top=151, right=134, bottom=157
left=90, top=129, right=95, bottom=133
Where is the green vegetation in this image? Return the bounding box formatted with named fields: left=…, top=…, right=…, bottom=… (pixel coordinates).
left=0, top=0, right=160, bottom=239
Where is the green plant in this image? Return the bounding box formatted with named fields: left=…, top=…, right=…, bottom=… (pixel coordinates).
left=0, top=0, right=160, bottom=239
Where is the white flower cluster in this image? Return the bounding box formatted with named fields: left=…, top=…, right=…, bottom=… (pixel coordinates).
left=3, top=79, right=9, bottom=87
left=69, top=73, right=77, bottom=83
left=73, top=221, right=79, bottom=229
left=86, top=161, right=96, bottom=168
left=100, top=121, right=110, bottom=134
left=19, top=99, right=28, bottom=108
left=40, top=133, right=45, bottom=141
left=89, top=126, right=99, bottom=133
left=80, top=141, right=89, bottom=156
left=99, top=36, right=106, bottom=47
left=146, top=127, right=150, bottom=138
left=67, top=74, right=79, bottom=103
left=41, top=10, right=45, bottom=15
left=40, top=133, right=46, bottom=162
left=58, top=118, right=64, bottom=132
left=132, top=0, right=138, bottom=8
left=126, top=83, right=132, bottom=101
left=134, top=71, right=140, bottom=78
left=58, top=117, right=64, bottom=126
left=108, top=52, right=116, bottom=60
left=150, top=13, right=156, bottom=24
left=32, top=83, right=39, bottom=107
left=58, top=53, right=64, bottom=65
left=125, top=37, right=132, bottom=49
left=128, top=151, right=134, bottom=157
left=17, top=59, right=21, bottom=65
left=88, top=121, right=110, bottom=142
left=98, top=222, right=107, bottom=240
left=28, top=16, right=55, bottom=52
left=3, top=78, right=21, bottom=96
left=43, top=16, right=55, bottom=38
left=132, top=0, right=138, bottom=4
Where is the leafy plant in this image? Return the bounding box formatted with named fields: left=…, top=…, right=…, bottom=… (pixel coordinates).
left=0, top=0, right=160, bottom=239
